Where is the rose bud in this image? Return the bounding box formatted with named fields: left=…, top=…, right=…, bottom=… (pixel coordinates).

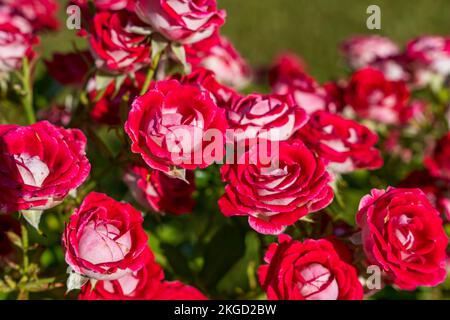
left=0, top=121, right=90, bottom=213
left=135, top=0, right=226, bottom=44
left=269, top=57, right=334, bottom=114
left=45, top=51, right=93, bottom=87
left=356, top=187, right=448, bottom=290
left=79, top=248, right=164, bottom=300
left=153, top=281, right=207, bottom=300
left=226, top=93, right=308, bottom=143
left=123, top=165, right=196, bottom=215
left=258, top=235, right=363, bottom=300
left=173, top=67, right=240, bottom=110
left=125, top=79, right=227, bottom=175
left=341, top=35, right=399, bottom=69
left=406, top=35, right=450, bottom=77
left=63, top=192, right=150, bottom=281
left=295, top=110, right=383, bottom=173
left=89, top=11, right=151, bottom=73
left=0, top=8, right=38, bottom=73
left=1, top=0, right=59, bottom=32
left=219, top=141, right=334, bottom=235
left=425, top=132, right=450, bottom=181
left=186, top=34, right=251, bottom=89
left=344, top=67, right=410, bottom=125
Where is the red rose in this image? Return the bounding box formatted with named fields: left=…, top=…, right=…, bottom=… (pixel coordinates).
left=153, top=281, right=207, bottom=300
left=78, top=248, right=164, bottom=300
left=0, top=8, right=38, bottom=72
left=356, top=187, right=448, bottom=290
left=219, top=141, right=333, bottom=235
left=173, top=67, right=239, bottom=110
left=269, top=56, right=335, bottom=114
left=89, top=11, right=151, bottom=73
left=344, top=67, right=410, bottom=125
left=125, top=79, right=227, bottom=174
left=226, top=93, right=307, bottom=143
left=0, top=121, right=90, bottom=213
left=1, top=0, right=59, bottom=31
left=268, top=53, right=306, bottom=83
left=63, top=192, right=150, bottom=281
left=124, top=165, right=195, bottom=215
left=425, top=132, right=450, bottom=181
left=71, top=0, right=135, bottom=11
left=341, top=35, right=399, bottom=69
left=296, top=110, right=383, bottom=173
left=258, top=235, right=363, bottom=300
left=87, top=73, right=145, bottom=126
left=135, top=0, right=226, bottom=44
left=186, top=34, right=251, bottom=89
left=400, top=170, right=450, bottom=221
left=45, top=51, right=92, bottom=87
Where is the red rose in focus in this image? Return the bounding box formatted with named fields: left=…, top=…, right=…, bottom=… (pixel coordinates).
left=0, top=9, right=38, bottom=73
left=219, top=141, right=333, bottom=235
left=425, top=132, right=450, bottom=181
left=258, top=235, right=363, bottom=300
left=269, top=55, right=336, bottom=114
left=341, top=35, right=399, bottom=69
left=186, top=34, right=251, bottom=89
left=89, top=11, right=151, bottom=73
left=1, top=0, right=59, bottom=31
left=0, top=121, right=90, bottom=213
left=356, top=187, right=448, bottom=290
left=226, top=93, right=307, bottom=143
left=125, top=79, right=227, bottom=174
left=135, top=0, right=226, bottom=44
left=154, top=281, right=207, bottom=300
left=296, top=110, right=383, bottom=173
left=79, top=248, right=164, bottom=300
left=124, top=165, right=196, bottom=215
left=174, top=67, right=239, bottom=109
left=344, top=67, right=410, bottom=125
left=63, top=192, right=150, bottom=281
left=45, top=51, right=93, bottom=87
left=400, top=170, right=450, bottom=221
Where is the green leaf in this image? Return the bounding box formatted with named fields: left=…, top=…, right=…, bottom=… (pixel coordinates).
left=200, top=225, right=246, bottom=288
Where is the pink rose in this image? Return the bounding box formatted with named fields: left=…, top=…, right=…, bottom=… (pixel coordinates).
left=0, top=7, right=38, bottom=72
left=186, top=34, right=251, bottom=89
left=356, top=187, right=448, bottom=290
left=425, top=132, right=450, bottom=181
left=89, top=11, right=151, bottom=73
left=341, top=35, right=399, bottom=69
left=125, top=79, right=227, bottom=173
left=45, top=51, right=93, bottom=87
left=63, top=192, right=150, bottom=281
left=124, top=165, right=196, bottom=215
left=406, top=35, right=450, bottom=77
left=1, top=0, right=59, bottom=31
left=344, top=67, right=410, bottom=125
left=135, top=0, right=226, bottom=44
left=226, top=93, right=308, bottom=143
left=258, top=235, right=363, bottom=300
left=0, top=121, right=90, bottom=213
left=219, top=141, right=333, bottom=235
left=295, top=110, right=383, bottom=173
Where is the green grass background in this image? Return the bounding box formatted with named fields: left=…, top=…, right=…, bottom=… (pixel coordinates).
left=42, top=0, right=450, bottom=82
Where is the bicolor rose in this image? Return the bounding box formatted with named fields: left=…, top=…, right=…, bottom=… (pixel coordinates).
left=135, top=0, right=226, bottom=44
left=406, top=36, right=450, bottom=77
left=356, top=187, right=448, bottom=290
left=219, top=141, right=334, bottom=235
left=125, top=79, right=227, bottom=173
left=0, top=121, right=90, bottom=213
left=124, top=165, right=195, bottom=215
left=424, top=132, right=450, bottom=181
left=344, top=67, right=410, bottom=125
left=258, top=235, right=363, bottom=300
left=1, top=0, right=59, bottom=31
left=63, top=192, right=150, bottom=280
left=296, top=110, right=383, bottom=173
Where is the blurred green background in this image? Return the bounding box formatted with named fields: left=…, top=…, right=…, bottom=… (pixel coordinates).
left=42, top=0, right=450, bottom=81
